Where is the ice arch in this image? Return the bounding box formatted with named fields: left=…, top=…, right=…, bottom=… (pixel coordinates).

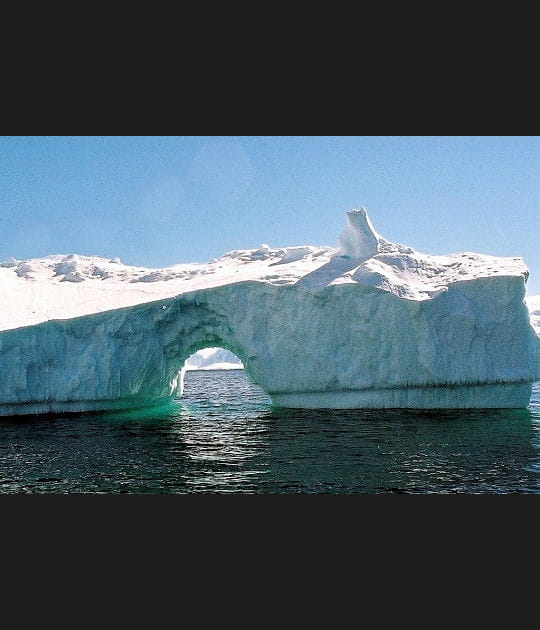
left=0, top=274, right=538, bottom=416
left=0, top=282, right=288, bottom=416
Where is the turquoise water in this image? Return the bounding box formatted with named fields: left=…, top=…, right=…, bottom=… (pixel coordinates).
left=1, top=371, right=539, bottom=493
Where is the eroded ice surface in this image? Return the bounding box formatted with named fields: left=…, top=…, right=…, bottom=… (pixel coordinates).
left=0, top=208, right=538, bottom=415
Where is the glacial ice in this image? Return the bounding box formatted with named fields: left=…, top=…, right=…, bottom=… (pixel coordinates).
left=0, top=208, right=538, bottom=416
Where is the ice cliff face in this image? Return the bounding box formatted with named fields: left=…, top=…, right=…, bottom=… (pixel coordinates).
left=0, top=208, right=538, bottom=415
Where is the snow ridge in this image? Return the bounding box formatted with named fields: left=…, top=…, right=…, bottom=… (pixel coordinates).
left=0, top=209, right=530, bottom=331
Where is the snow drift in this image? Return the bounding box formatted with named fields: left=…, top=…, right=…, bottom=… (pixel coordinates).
left=0, top=208, right=538, bottom=415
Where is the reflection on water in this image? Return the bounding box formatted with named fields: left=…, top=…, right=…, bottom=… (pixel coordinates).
left=173, top=372, right=271, bottom=492
left=0, top=373, right=539, bottom=493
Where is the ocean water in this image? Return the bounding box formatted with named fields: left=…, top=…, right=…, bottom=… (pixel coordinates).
left=1, top=370, right=539, bottom=494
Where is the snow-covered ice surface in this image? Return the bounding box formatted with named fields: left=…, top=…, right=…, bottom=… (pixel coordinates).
left=0, top=208, right=538, bottom=415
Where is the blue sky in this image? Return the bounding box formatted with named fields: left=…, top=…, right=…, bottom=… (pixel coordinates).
left=1, top=136, right=539, bottom=293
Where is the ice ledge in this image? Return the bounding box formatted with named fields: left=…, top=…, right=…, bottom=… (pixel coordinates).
left=0, top=395, right=178, bottom=417
left=269, top=383, right=533, bottom=409
left=0, top=383, right=532, bottom=416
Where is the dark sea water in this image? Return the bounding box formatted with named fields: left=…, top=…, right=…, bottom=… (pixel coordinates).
left=1, top=370, right=539, bottom=493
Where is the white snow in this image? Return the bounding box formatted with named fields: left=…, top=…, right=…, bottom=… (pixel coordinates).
left=337, top=206, right=383, bottom=259
left=0, top=208, right=530, bottom=332
left=0, top=208, right=538, bottom=415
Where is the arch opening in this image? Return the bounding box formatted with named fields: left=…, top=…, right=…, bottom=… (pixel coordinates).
left=184, top=347, right=244, bottom=372
left=177, top=346, right=246, bottom=400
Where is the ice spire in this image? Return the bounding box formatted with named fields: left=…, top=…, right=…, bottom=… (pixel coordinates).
left=337, top=207, right=381, bottom=259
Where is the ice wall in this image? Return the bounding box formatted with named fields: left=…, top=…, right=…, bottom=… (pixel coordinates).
left=0, top=274, right=538, bottom=415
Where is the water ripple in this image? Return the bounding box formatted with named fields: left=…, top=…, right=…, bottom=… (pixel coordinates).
left=0, top=371, right=539, bottom=493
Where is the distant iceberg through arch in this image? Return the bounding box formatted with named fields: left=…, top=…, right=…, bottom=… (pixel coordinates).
left=184, top=348, right=244, bottom=371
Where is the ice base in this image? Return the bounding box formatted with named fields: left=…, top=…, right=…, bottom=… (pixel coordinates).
left=269, top=382, right=533, bottom=409
left=0, top=395, right=176, bottom=417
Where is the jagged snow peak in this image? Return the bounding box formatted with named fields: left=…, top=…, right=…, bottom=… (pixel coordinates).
left=337, top=207, right=383, bottom=259
left=0, top=208, right=538, bottom=414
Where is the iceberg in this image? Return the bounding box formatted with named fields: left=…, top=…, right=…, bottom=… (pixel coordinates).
left=0, top=208, right=538, bottom=415
left=184, top=347, right=243, bottom=371
left=526, top=294, right=540, bottom=338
